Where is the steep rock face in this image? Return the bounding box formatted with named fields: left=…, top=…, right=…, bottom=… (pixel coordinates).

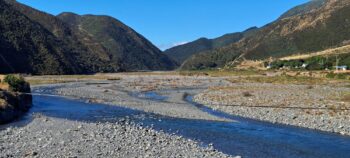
left=181, top=0, right=350, bottom=70
left=164, top=27, right=258, bottom=64
left=57, top=12, right=178, bottom=71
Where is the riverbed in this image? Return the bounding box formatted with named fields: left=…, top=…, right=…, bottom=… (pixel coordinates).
left=1, top=83, right=350, bottom=158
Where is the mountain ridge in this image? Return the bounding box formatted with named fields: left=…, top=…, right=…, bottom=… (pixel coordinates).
left=164, top=26, right=258, bottom=63
left=180, top=0, right=350, bottom=70
left=0, top=0, right=177, bottom=74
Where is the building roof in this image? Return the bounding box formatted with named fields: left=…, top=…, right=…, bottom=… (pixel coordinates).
left=335, top=66, right=348, bottom=68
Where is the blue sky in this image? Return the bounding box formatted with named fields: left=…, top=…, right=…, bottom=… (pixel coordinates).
left=18, top=0, right=309, bottom=50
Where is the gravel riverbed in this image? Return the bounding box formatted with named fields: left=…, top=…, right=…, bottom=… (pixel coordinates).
left=194, top=83, right=350, bottom=135
left=0, top=115, right=232, bottom=158
left=0, top=75, right=237, bottom=158
left=32, top=75, right=229, bottom=122
left=31, top=74, right=350, bottom=136
left=2, top=74, right=348, bottom=158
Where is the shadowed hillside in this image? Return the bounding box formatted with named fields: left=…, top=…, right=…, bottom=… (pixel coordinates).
left=0, top=0, right=177, bottom=74
left=57, top=12, right=178, bottom=71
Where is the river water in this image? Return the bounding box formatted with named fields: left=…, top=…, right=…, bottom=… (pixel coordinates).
left=5, top=90, right=350, bottom=158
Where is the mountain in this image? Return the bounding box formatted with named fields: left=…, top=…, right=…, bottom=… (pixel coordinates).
left=0, top=0, right=177, bottom=74
left=181, top=0, right=350, bottom=70
left=57, top=12, right=177, bottom=71
left=3, top=0, right=121, bottom=74
left=0, top=0, right=84, bottom=74
left=279, top=0, right=327, bottom=19
left=164, top=27, right=258, bottom=63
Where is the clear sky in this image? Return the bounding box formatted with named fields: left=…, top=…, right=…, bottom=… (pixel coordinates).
left=18, top=0, right=309, bottom=50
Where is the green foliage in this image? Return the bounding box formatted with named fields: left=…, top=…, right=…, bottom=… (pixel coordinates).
left=326, top=72, right=349, bottom=80
left=326, top=72, right=336, bottom=79
left=3, top=75, right=30, bottom=92
left=269, top=53, right=350, bottom=71
left=270, top=60, right=305, bottom=69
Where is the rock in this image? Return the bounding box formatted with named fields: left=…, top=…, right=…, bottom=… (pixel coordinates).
left=25, top=151, right=38, bottom=157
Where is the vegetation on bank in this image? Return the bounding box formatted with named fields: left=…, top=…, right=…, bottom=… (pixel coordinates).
left=227, top=75, right=328, bottom=85
left=178, top=69, right=264, bottom=77
left=268, top=53, right=350, bottom=71
left=0, top=74, right=32, bottom=124
left=2, top=75, right=31, bottom=93
left=0, top=74, right=30, bottom=93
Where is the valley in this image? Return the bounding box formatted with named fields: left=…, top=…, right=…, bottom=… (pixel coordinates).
left=1, top=72, right=350, bottom=157
left=1, top=0, right=350, bottom=157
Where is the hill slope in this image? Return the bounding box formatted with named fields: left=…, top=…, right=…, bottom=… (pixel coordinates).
left=0, top=0, right=84, bottom=74
left=0, top=0, right=177, bottom=74
left=279, top=0, right=327, bottom=19
left=181, top=0, right=350, bottom=70
left=57, top=12, right=177, bottom=71
left=164, top=27, right=258, bottom=63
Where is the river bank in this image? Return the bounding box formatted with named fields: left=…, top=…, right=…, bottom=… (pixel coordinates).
left=0, top=75, right=32, bottom=124
left=0, top=75, right=235, bottom=157
left=0, top=113, right=231, bottom=158
left=30, top=73, right=350, bottom=135
left=194, top=82, right=350, bottom=135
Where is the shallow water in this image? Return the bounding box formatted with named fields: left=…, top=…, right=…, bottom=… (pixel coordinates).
left=4, top=91, right=350, bottom=158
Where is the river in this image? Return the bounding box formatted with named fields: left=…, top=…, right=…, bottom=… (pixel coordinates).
left=3, top=89, right=350, bottom=158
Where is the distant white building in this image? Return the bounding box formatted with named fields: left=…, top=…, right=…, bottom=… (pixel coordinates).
left=335, top=66, right=348, bottom=71
left=302, top=63, right=308, bottom=68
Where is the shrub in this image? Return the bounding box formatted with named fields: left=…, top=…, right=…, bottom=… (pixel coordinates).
left=326, top=72, right=336, bottom=79
left=326, top=72, right=349, bottom=80
left=243, top=92, right=254, bottom=97
left=106, top=77, right=121, bottom=81
left=335, top=73, right=347, bottom=80
left=306, top=85, right=314, bottom=89
left=3, top=75, right=30, bottom=93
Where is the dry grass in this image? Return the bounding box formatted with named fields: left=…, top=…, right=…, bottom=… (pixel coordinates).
left=178, top=70, right=264, bottom=77
left=280, top=44, right=350, bottom=61
left=26, top=75, right=123, bottom=85
left=227, top=75, right=330, bottom=85
left=23, top=70, right=349, bottom=86
left=235, top=60, right=266, bottom=70
left=0, top=83, right=9, bottom=90
left=0, top=98, right=7, bottom=109
left=26, top=79, right=74, bottom=85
